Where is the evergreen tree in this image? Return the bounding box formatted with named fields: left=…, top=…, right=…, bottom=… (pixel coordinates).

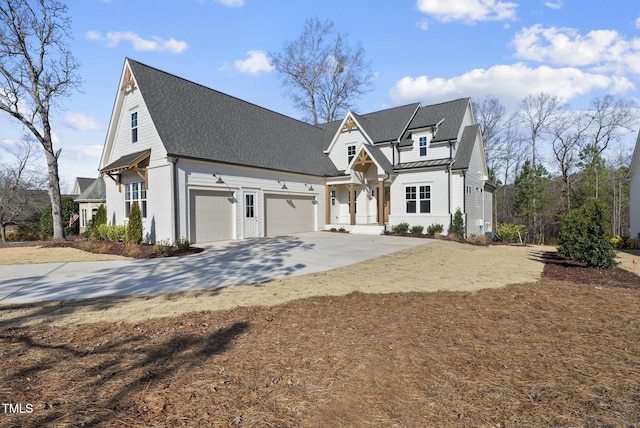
left=126, top=202, right=143, bottom=244
left=450, top=208, right=465, bottom=239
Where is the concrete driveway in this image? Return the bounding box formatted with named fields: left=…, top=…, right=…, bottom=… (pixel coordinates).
left=0, top=232, right=431, bottom=304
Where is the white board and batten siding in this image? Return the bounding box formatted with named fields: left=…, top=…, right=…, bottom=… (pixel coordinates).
left=176, top=159, right=325, bottom=243
left=389, top=169, right=451, bottom=231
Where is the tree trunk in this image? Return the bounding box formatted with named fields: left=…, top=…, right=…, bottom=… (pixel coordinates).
left=42, top=134, right=65, bottom=241
left=1, top=223, right=6, bottom=243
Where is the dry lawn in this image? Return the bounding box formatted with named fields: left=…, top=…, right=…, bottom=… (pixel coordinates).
left=1, top=240, right=639, bottom=427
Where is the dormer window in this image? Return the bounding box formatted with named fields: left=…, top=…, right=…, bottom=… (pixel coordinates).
left=131, top=112, right=138, bottom=143
left=419, top=136, right=427, bottom=157
left=347, top=145, right=356, bottom=164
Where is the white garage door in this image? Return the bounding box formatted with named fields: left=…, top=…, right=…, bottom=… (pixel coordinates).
left=265, top=194, right=315, bottom=236
left=190, top=190, right=234, bottom=243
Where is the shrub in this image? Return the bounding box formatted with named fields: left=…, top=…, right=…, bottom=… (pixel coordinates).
left=90, top=204, right=108, bottom=240
left=496, top=223, right=526, bottom=244
left=410, top=225, right=424, bottom=236
left=126, top=202, right=143, bottom=244
left=96, top=224, right=126, bottom=241
left=427, top=223, right=444, bottom=235
left=558, top=202, right=617, bottom=269
left=450, top=208, right=465, bottom=239
left=40, top=196, right=79, bottom=238
left=391, top=222, right=410, bottom=234
left=610, top=236, right=624, bottom=249
left=175, top=237, right=191, bottom=251
left=626, top=237, right=640, bottom=249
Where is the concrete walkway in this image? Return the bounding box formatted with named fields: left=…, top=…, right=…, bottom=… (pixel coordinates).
left=0, top=232, right=431, bottom=304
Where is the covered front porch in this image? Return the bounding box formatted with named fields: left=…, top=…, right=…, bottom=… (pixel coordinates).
left=324, top=145, right=393, bottom=234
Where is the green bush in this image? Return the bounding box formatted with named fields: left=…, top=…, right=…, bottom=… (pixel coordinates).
left=391, top=222, right=410, bottom=234
left=40, top=196, right=79, bottom=238
left=95, top=224, right=126, bottom=241
left=410, top=225, right=424, bottom=235
left=450, top=208, right=465, bottom=239
left=89, top=204, right=108, bottom=240
left=175, top=237, right=191, bottom=251
left=496, top=223, right=526, bottom=244
left=558, top=202, right=617, bottom=269
left=426, top=223, right=444, bottom=235
left=126, top=202, right=143, bottom=244
left=627, top=238, right=640, bottom=249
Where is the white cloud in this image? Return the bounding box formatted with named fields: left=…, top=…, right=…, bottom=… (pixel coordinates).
left=417, top=18, right=429, bottom=31
left=232, top=50, right=274, bottom=74
left=544, top=0, right=563, bottom=9
left=214, top=0, right=244, bottom=6
left=416, top=0, right=518, bottom=24
left=86, top=30, right=187, bottom=54
left=512, top=24, right=640, bottom=79
left=635, top=16, right=640, bottom=30
left=62, top=144, right=104, bottom=161
left=513, top=25, right=621, bottom=67
left=389, top=63, right=629, bottom=109
left=63, top=113, right=103, bottom=131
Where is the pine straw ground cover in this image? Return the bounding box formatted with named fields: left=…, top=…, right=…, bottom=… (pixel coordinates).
left=1, top=253, right=639, bottom=427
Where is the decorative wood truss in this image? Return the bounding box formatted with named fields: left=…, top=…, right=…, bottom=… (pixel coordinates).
left=101, top=150, right=151, bottom=192
left=120, top=65, right=135, bottom=92
left=341, top=116, right=358, bottom=132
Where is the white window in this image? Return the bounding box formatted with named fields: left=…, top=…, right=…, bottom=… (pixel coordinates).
left=406, top=185, right=431, bottom=213
left=81, top=208, right=87, bottom=228
left=131, top=112, right=138, bottom=143
left=347, top=145, right=356, bottom=164
left=125, top=182, right=147, bottom=218
left=419, top=136, right=427, bottom=156
left=331, top=190, right=336, bottom=206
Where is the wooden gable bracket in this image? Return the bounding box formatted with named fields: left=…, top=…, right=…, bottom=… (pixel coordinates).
left=101, top=150, right=151, bottom=192
left=120, top=65, right=135, bottom=93
left=341, top=116, right=358, bottom=132
left=105, top=173, right=122, bottom=192
left=353, top=150, right=373, bottom=173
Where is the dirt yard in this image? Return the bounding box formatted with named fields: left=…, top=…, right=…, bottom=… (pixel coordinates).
left=1, top=240, right=639, bottom=426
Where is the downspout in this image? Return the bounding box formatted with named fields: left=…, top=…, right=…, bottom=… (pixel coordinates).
left=447, top=141, right=455, bottom=234
left=462, top=170, right=467, bottom=238
left=170, top=156, right=179, bottom=242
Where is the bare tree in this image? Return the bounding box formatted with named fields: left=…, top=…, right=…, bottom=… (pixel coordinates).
left=581, top=95, right=637, bottom=200
left=270, top=18, right=373, bottom=125
left=0, top=137, right=48, bottom=242
left=518, top=93, right=567, bottom=169
left=550, top=112, right=588, bottom=213
left=0, top=0, right=81, bottom=241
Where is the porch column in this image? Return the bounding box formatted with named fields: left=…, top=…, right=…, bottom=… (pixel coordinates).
left=349, top=183, right=355, bottom=225
left=377, top=180, right=384, bottom=226
left=325, top=185, right=332, bottom=226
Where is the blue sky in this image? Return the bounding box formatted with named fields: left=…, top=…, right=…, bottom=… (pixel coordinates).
left=2, top=0, right=640, bottom=190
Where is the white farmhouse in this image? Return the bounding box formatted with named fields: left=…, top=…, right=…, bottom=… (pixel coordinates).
left=98, top=59, right=494, bottom=243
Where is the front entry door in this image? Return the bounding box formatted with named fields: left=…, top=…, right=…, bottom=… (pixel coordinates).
left=244, top=192, right=259, bottom=238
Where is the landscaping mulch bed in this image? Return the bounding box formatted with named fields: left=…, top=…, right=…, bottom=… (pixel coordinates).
left=41, top=240, right=203, bottom=259
left=1, top=250, right=639, bottom=426
left=542, top=251, right=640, bottom=288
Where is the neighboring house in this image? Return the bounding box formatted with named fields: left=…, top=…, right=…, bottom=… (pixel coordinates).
left=626, top=130, right=640, bottom=239
left=74, top=176, right=106, bottom=233
left=72, top=177, right=95, bottom=197
left=99, top=59, right=494, bottom=244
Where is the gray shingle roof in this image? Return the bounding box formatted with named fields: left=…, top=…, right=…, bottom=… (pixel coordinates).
left=452, top=124, right=480, bottom=171
left=75, top=177, right=94, bottom=194
left=400, top=98, right=470, bottom=146
left=75, top=176, right=106, bottom=203
left=127, top=59, right=338, bottom=177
